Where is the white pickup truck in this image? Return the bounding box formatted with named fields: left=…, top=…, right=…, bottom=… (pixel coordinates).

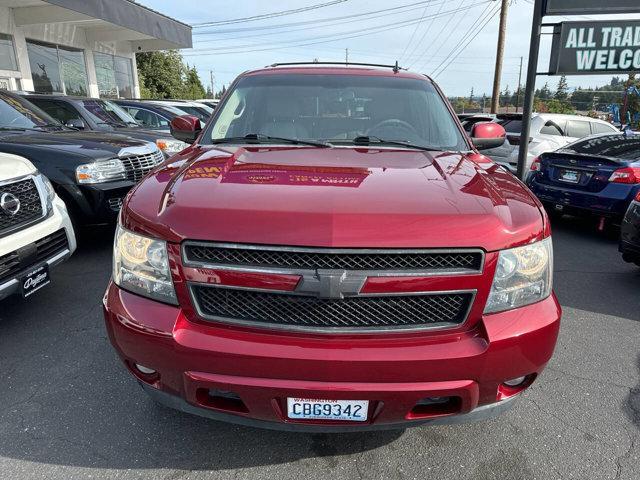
left=0, top=152, right=76, bottom=301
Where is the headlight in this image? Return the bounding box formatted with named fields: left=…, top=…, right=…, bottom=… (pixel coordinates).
left=484, top=238, right=553, bottom=314
left=113, top=225, right=177, bottom=304
left=35, top=173, right=56, bottom=210
left=156, top=138, right=188, bottom=156
left=76, top=159, right=126, bottom=184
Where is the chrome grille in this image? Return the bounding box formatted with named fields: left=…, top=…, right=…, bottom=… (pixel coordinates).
left=120, top=150, right=164, bottom=183
left=184, top=243, right=483, bottom=273
left=108, top=197, right=123, bottom=212
left=191, top=286, right=473, bottom=332
left=0, top=178, right=44, bottom=236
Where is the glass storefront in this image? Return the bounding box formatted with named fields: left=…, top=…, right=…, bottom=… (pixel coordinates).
left=95, top=52, right=135, bottom=98
left=26, top=40, right=88, bottom=95
left=0, top=33, right=18, bottom=71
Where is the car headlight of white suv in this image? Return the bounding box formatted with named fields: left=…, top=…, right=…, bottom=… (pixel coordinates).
left=484, top=238, right=553, bottom=314
left=113, top=225, right=177, bottom=305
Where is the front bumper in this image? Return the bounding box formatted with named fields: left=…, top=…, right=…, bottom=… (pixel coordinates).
left=58, top=181, right=134, bottom=224
left=104, top=283, right=561, bottom=431
left=0, top=196, right=76, bottom=301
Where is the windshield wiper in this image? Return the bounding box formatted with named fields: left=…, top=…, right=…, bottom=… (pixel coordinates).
left=97, top=120, right=129, bottom=128
left=0, top=126, right=48, bottom=132
left=212, top=133, right=331, bottom=148
left=351, top=135, right=438, bottom=152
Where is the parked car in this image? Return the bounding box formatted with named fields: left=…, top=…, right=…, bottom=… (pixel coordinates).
left=113, top=99, right=191, bottom=130
left=104, top=64, right=560, bottom=432
left=0, top=152, right=76, bottom=301
left=195, top=99, right=219, bottom=110
left=20, top=94, right=188, bottom=157
left=527, top=133, right=640, bottom=223
left=0, top=90, right=164, bottom=227
left=458, top=114, right=515, bottom=167
left=142, top=99, right=213, bottom=122
left=620, top=191, right=640, bottom=267
left=501, top=113, right=619, bottom=172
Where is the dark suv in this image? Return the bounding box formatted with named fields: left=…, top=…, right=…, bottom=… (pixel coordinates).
left=0, top=90, right=164, bottom=226
left=20, top=94, right=187, bottom=158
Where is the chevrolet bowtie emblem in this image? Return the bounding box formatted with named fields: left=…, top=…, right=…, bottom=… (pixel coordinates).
left=295, top=269, right=366, bottom=299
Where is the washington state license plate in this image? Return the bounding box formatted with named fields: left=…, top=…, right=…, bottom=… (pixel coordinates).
left=287, top=398, right=369, bottom=422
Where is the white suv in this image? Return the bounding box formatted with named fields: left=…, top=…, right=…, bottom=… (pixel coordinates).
left=0, top=152, right=76, bottom=301
left=498, top=113, right=619, bottom=172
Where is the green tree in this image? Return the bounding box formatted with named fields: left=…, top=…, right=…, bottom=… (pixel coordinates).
left=179, top=66, right=206, bottom=99
left=547, top=98, right=574, bottom=114
left=554, top=75, right=569, bottom=101
left=539, top=82, right=552, bottom=101
left=136, top=50, right=186, bottom=98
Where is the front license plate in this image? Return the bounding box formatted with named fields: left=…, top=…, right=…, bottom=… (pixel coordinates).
left=21, top=264, right=50, bottom=298
left=287, top=398, right=369, bottom=422
left=560, top=169, right=579, bottom=183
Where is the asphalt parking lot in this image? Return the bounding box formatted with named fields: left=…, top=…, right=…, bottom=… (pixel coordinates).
left=1, top=217, right=639, bottom=480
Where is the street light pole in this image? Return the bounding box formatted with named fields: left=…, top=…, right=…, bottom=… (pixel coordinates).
left=491, top=0, right=510, bottom=114
left=516, top=0, right=544, bottom=180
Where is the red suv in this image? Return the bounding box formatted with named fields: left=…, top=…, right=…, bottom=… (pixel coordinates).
left=103, top=64, right=560, bottom=431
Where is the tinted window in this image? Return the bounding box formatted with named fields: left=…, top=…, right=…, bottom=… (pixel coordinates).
left=499, top=119, right=522, bottom=133
left=207, top=74, right=467, bottom=150
left=566, top=120, right=592, bottom=138
left=592, top=122, right=617, bottom=134
left=82, top=99, right=136, bottom=127
left=0, top=92, right=59, bottom=129
left=126, top=107, right=170, bottom=128
left=563, top=134, right=640, bottom=159
left=540, top=121, right=564, bottom=136
left=29, top=99, right=80, bottom=124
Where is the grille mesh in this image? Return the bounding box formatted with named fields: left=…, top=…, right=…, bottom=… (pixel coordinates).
left=192, top=286, right=472, bottom=330
left=120, top=150, right=164, bottom=183
left=0, top=179, right=43, bottom=235
left=0, top=229, right=68, bottom=283
left=185, top=244, right=482, bottom=272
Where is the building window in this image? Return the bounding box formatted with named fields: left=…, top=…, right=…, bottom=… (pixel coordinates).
left=0, top=33, right=18, bottom=71
left=26, top=40, right=88, bottom=95
left=95, top=53, right=135, bottom=98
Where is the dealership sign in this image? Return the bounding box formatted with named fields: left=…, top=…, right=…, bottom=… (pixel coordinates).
left=544, top=0, right=640, bottom=15
left=550, top=20, right=640, bottom=75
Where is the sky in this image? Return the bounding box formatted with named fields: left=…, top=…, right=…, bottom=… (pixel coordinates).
left=138, top=0, right=633, bottom=97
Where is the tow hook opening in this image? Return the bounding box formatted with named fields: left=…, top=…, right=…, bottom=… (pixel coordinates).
left=126, top=360, right=160, bottom=385
left=196, top=388, right=249, bottom=414
left=407, top=396, right=462, bottom=419
left=497, top=373, right=537, bottom=400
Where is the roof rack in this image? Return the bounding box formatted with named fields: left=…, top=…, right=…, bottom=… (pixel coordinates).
left=267, top=61, right=404, bottom=73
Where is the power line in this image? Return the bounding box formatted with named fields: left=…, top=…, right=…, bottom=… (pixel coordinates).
left=398, top=3, right=432, bottom=62
left=183, top=2, right=491, bottom=57
left=402, top=1, right=446, bottom=66
left=408, top=0, right=465, bottom=70
left=432, top=5, right=500, bottom=78
left=192, top=0, right=442, bottom=36
left=191, top=0, right=350, bottom=27
left=191, top=1, right=448, bottom=46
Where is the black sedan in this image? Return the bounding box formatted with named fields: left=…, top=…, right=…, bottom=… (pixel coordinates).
left=20, top=94, right=188, bottom=157
left=620, top=191, right=640, bottom=267
left=0, top=90, right=164, bottom=227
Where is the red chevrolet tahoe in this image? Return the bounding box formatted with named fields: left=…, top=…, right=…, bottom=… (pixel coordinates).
left=103, top=64, right=561, bottom=431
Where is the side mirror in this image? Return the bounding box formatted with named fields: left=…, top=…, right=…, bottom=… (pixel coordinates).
left=66, top=118, right=85, bottom=130
left=471, top=122, right=506, bottom=150
left=170, top=115, right=202, bottom=144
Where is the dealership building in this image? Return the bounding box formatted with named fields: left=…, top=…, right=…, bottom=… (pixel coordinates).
left=0, top=0, right=191, bottom=98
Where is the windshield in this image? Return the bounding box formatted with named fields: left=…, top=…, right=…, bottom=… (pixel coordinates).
left=177, top=105, right=211, bottom=122
left=205, top=73, right=467, bottom=150
left=563, top=134, right=640, bottom=159
left=0, top=92, right=61, bottom=129
left=82, top=99, right=138, bottom=127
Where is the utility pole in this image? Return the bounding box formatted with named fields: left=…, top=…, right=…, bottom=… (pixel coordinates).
left=345, top=48, right=349, bottom=65
left=210, top=70, right=215, bottom=99
left=491, top=0, right=509, bottom=114
left=516, top=56, right=523, bottom=112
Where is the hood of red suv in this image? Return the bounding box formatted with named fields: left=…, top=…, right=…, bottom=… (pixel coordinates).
left=124, top=145, right=544, bottom=251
